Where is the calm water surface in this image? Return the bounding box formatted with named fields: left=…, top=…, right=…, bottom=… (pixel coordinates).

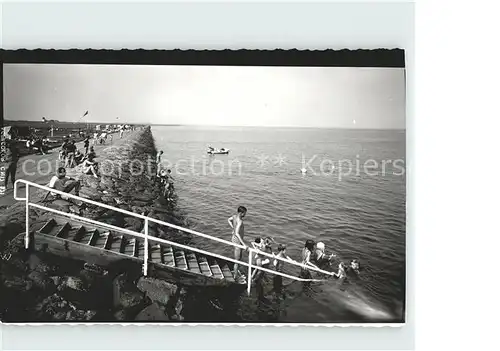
left=151, top=125, right=406, bottom=323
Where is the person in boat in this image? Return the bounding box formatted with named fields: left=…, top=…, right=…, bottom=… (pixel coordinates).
left=227, top=206, right=248, bottom=283
left=82, top=154, right=99, bottom=178
left=42, top=167, right=81, bottom=201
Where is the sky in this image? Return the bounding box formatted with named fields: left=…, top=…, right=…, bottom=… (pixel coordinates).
left=3, top=64, right=406, bottom=129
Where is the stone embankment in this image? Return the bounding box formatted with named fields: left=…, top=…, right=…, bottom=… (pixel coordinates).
left=0, top=127, right=205, bottom=322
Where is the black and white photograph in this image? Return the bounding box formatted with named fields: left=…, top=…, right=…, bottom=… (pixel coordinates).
left=0, top=50, right=406, bottom=324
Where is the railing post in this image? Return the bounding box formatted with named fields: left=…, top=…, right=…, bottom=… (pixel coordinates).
left=143, top=218, right=148, bottom=276
left=247, top=248, right=252, bottom=296
left=25, top=184, right=30, bottom=250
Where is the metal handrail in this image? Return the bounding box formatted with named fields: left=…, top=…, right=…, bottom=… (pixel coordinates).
left=29, top=202, right=325, bottom=285
left=14, top=179, right=334, bottom=294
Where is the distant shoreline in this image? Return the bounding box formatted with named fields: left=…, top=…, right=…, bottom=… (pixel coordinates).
left=4, top=120, right=405, bottom=131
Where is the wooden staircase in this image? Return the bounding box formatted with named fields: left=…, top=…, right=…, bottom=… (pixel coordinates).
left=31, top=216, right=244, bottom=287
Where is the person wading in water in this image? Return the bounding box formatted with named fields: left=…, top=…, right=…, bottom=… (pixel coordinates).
left=227, top=206, right=248, bottom=283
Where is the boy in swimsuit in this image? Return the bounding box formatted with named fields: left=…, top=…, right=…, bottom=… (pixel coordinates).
left=272, top=243, right=294, bottom=294
left=300, top=240, right=321, bottom=279
left=227, top=205, right=248, bottom=283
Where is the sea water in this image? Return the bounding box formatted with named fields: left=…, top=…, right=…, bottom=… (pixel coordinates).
left=151, top=125, right=406, bottom=323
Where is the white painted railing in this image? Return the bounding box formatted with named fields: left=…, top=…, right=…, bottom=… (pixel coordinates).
left=14, top=179, right=334, bottom=295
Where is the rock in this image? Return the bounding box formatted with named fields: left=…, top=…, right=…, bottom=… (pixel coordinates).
left=84, top=177, right=100, bottom=189
left=69, top=205, right=81, bottom=215
left=50, top=276, right=62, bottom=286
left=135, top=184, right=146, bottom=193
left=65, top=309, right=97, bottom=321
left=48, top=199, right=71, bottom=212
left=120, top=291, right=147, bottom=309
left=34, top=293, right=74, bottom=320
left=28, top=271, right=56, bottom=292
left=4, top=276, right=33, bottom=291
left=84, top=310, right=98, bottom=321
left=112, top=273, right=149, bottom=310
left=134, top=303, right=170, bottom=321
left=113, top=309, right=128, bottom=321
left=62, top=276, right=87, bottom=291
left=70, top=199, right=85, bottom=207
left=124, top=217, right=143, bottom=232
left=79, top=187, right=102, bottom=201
left=130, top=200, right=149, bottom=207
left=136, top=277, right=178, bottom=306
left=83, top=262, right=107, bottom=276
left=6, top=257, right=29, bottom=273
left=101, top=195, right=116, bottom=204
left=100, top=176, right=115, bottom=189
left=133, top=193, right=154, bottom=202
left=173, top=287, right=187, bottom=320
left=53, top=311, right=68, bottom=321
left=101, top=216, right=125, bottom=227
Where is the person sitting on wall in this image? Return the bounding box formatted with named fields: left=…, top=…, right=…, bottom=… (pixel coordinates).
left=82, top=154, right=99, bottom=178
left=73, top=149, right=84, bottom=165
left=42, top=167, right=81, bottom=202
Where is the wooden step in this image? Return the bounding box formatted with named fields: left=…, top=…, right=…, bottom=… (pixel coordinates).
left=54, top=222, right=72, bottom=238
left=44, top=222, right=68, bottom=237
left=38, top=219, right=57, bottom=235
left=209, top=261, right=224, bottom=279
left=122, top=236, right=135, bottom=257
left=219, top=264, right=236, bottom=282
left=185, top=252, right=201, bottom=274
left=150, top=245, right=162, bottom=264
left=109, top=234, right=123, bottom=253
left=66, top=225, right=85, bottom=241
left=137, top=239, right=148, bottom=260
left=161, top=245, right=175, bottom=267
left=197, top=256, right=213, bottom=277
left=173, top=249, right=188, bottom=270
left=91, top=231, right=109, bottom=249
left=75, top=229, right=97, bottom=245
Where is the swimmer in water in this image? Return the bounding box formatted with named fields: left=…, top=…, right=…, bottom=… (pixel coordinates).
left=350, top=259, right=361, bottom=274
left=312, top=242, right=336, bottom=269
